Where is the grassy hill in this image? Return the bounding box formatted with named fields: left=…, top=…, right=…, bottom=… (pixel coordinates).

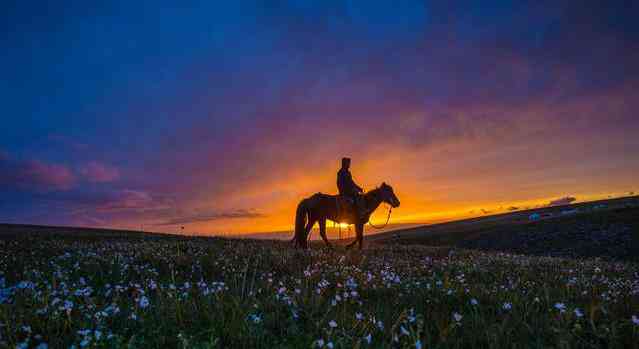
left=370, top=196, right=639, bottom=261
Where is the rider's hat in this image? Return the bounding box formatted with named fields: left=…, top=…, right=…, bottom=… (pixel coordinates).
left=341, top=157, right=351, bottom=166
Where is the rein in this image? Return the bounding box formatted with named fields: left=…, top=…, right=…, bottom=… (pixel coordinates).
left=368, top=205, right=392, bottom=229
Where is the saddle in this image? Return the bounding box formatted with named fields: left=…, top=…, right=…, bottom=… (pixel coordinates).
left=335, top=195, right=361, bottom=224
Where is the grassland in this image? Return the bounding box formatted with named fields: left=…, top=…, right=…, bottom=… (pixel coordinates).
left=1, top=222, right=638, bottom=348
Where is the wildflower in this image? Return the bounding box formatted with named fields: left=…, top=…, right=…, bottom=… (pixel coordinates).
left=554, top=303, right=566, bottom=313
left=453, top=312, right=463, bottom=322
left=62, top=300, right=74, bottom=314
left=632, top=315, right=639, bottom=325
left=326, top=342, right=334, bottom=349
left=503, top=302, right=512, bottom=310
left=138, top=296, right=150, bottom=308
left=328, top=320, right=337, bottom=328
left=574, top=308, right=583, bottom=318
left=400, top=326, right=410, bottom=336
left=470, top=298, right=478, bottom=305
left=415, top=339, right=423, bottom=349
left=364, top=333, right=372, bottom=344
left=356, top=312, right=364, bottom=320
left=248, top=314, right=262, bottom=323
left=35, top=343, right=48, bottom=349
left=316, top=339, right=325, bottom=347
left=376, top=320, right=384, bottom=330
left=17, top=281, right=35, bottom=290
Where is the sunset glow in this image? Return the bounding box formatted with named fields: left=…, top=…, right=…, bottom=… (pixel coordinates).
left=1, top=1, right=638, bottom=235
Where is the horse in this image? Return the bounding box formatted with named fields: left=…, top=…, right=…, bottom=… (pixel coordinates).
left=291, top=182, right=400, bottom=250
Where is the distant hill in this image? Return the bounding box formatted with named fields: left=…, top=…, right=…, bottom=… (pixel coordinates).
left=0, top=223, right=167, bottom=239
left=371, top=196, right=639, bottom=261
left=2, top=196, right=637, bottom=260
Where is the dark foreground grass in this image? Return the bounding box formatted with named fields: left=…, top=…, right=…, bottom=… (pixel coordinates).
left=1, top=234, right=638, bottom=348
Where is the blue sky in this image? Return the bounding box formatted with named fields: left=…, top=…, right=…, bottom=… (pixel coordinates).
left=1, top=0, right=638, bottom=233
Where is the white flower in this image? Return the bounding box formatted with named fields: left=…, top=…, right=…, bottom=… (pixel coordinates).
left=364, top=333, right=372, bottom=344
left=248, top=314, right=262, bottom=323
left=503, top=302, right=512, bottom=310
left=554, top=303, right=566, bottom=312
left=415, top=339, right=422, bottom=349
left=400, top=326, right=409, bottom=336
left=632, top=315, right=639, bottom=325
left=326, top=342, right=334, bottom=349
left=316, top=339, right=325, bottom=347
left=453, top=312, right=463, bottom=322
left=574, top=308, right=583, bottom=318
left=470, top=298, right=478, bottom=306
left=138, top=296, right=150, bottom=309
left=328, top=320, right=337, bottom=328
left=356, top=312, right=364, bottom=320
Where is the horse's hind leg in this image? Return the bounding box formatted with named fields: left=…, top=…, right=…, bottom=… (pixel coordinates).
left=303, top=219, right=316, bottom=249
left=318, top=219, right=332, bottom=249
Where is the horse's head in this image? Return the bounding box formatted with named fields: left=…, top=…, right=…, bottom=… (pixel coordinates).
left=379, top=182, right=400, bottom=208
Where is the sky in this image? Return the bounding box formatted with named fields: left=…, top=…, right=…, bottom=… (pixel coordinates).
left=1, top=0, right=638, bottom=235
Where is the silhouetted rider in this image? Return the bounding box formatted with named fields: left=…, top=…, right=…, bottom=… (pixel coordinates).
left=337, top=157, right=364, bottom=221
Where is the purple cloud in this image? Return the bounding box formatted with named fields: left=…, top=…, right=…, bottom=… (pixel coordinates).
left=80, top=161, right=120, bottom=183
left=548, top=196, right=577, bottom=207
left=0, top=155, right=75, bottom=192
left=93, top=190, right=171, bottom=213
left=155, top=209, right=264, bottom=226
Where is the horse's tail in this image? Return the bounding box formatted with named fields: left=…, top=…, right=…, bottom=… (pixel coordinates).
left=292, top=198, right=310, bottom=248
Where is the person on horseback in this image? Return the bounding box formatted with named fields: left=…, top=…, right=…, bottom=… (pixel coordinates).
left=337, top=157, right=365, bottom=222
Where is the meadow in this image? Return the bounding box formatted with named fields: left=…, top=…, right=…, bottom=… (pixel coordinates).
left=1, top=232, right=638, bottom=348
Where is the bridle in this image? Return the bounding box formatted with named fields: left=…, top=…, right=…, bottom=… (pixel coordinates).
left=368, top=204, right=392, bottom=229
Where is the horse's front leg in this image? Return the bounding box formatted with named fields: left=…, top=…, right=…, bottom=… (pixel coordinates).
left=318, top=219, right=332, bottom=249
left=356, top=223, right=364, bottom=250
